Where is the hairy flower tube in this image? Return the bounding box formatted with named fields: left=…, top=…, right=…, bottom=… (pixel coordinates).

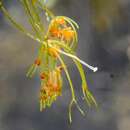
left=0, top=0, right=98, bottom=123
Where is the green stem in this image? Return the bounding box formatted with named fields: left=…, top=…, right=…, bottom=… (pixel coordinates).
left=58, top=55, right=84, bottom=123
left=58, top=56, right=75, bottom=98
left=73, top=60, right=98, bottom=107
left=21, top=0, right=42, bottom=39
left=31, top=0, right=45, bottom=33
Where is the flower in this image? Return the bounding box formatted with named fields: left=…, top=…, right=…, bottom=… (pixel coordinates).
left=1, top=0, right=98, bottom=123
left=61, top=27, right=75, bottom=42
left=48, top=17, right=75, bottom=43
left=34, top=58, right=41, bottom=66
left=40, top=67, right=63, bottom=110
left=49, top=27, right=62, bottom=38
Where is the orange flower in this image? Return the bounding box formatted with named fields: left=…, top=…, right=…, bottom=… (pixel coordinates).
left=52, top=85, right=61, bottom=93
left=40, top=96, right=47, bottom=101
left=34, top=58, right=41, bottom=66
left=40, top=72, right=47, bottom=80
left=40, top=68, right=63, bottom=110
left=40, top=83, right=61, bottom=109
left=61, top=27, right=75, bottom=41
left=49, top=27, right=61, bottom=38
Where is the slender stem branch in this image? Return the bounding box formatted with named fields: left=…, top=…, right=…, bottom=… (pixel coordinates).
left=58, top=55, right=84, bottom=123
left=58, top=56, right=75, bottom=98
left=21, top=0, right=42, bottom=39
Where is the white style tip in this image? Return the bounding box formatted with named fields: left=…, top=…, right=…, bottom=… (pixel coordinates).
left=93, top=67, right=98, bottom=72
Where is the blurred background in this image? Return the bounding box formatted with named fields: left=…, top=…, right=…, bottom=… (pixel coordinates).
left=0, top=0, right=130, bottom=130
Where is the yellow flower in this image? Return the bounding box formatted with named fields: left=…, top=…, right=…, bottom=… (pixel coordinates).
left=0, top=0, right=98, bottom=122
left=40, top=67, right=63, bottom=110
left=61, top=27, right=75, bottom=41
left=34, top=58, right=41, bottom=66
left=48, top=17, right=75, bottom=44
left=49, top=27, right=61, bottom=38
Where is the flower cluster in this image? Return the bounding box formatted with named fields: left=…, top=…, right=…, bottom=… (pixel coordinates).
left=49, top=17, right=75, bottom=42
left=40, top=66, right=63, bottom=110
left=0, top=0, right=98, bottom=123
